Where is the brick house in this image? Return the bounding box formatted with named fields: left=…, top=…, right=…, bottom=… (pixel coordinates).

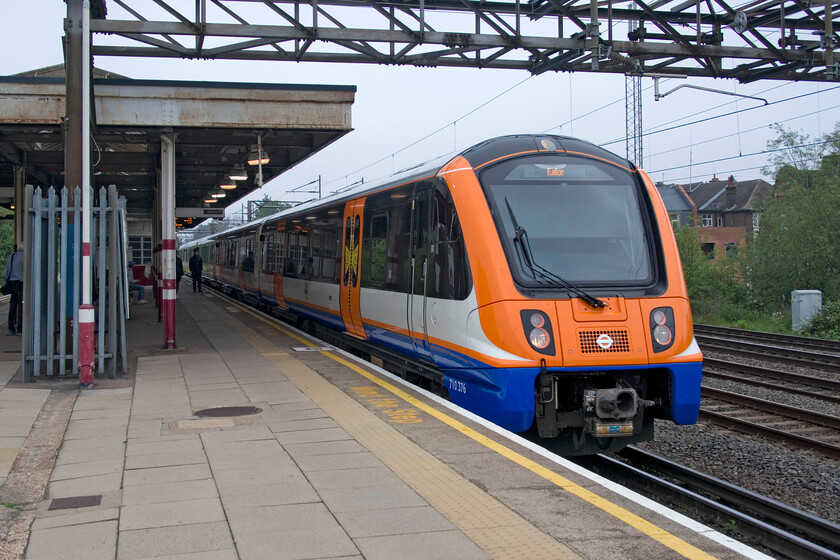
left=656, top=176, right=774, bottom=259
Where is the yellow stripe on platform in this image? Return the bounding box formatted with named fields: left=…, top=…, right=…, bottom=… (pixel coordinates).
left=215, top=303, right=580, bottom=560
left=226, top=298, right=719, bottom=560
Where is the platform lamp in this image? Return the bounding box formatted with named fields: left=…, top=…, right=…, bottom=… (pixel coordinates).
left=219, top=176, right=237, bottom=191
left=247, top=133, right=270, bottom=187
left=211, top=188, right=226, bottom=199
left=228, top=164, right=247, bottom=182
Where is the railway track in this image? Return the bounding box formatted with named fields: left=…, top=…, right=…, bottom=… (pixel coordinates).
left=574, top=446, right=840, bottom=560
left=695, top=324, right=840, bottom=355
left=699, top=386, right=840, bottom=460
left=695, top=333, right=840, bottom=374
left=703, top=357, right=840, bottom=405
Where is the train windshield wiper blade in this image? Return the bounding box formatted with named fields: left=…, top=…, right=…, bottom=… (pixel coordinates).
left=504, top=198, right=607, bottom=309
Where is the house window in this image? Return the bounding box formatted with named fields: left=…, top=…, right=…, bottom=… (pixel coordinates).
left=701, top=243, right=715, bottom=259
left=701, top=214, right=713, bottom=227
left=753, top=212, right=760, bottom=232
left=725, top=242, right=738, bottom=258
left=716, top=217, right=723, bottom=227
left=669, top=213, right=679, bottom=228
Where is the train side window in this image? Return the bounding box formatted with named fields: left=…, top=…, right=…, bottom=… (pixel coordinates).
left=263, top=234, right=275, bottom=272
left=321, top=224, right=340, bottom=283
left=243, top=237, right=255, bottom=272
left=309, top=225, right=322, bottom=279
left=431, top=180, right=471, bottom=300
left=367, top=213, right=388, bottom=287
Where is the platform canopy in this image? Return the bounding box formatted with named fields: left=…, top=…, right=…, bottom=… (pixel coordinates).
left=0, top=65, right=355, bottom=224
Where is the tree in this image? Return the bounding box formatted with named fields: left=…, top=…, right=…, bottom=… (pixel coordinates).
left=0, top=209, right=15, bottom=267
left=762, top=123, right=838, bottom=177
left=675, top=225, right=747, bottom=321
left=253, top=194, right=291, bottom=220
left=749, top=124, right=840, bottom=306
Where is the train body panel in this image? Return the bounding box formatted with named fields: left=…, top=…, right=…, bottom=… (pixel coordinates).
left=179, top=134, right=702, bottom=455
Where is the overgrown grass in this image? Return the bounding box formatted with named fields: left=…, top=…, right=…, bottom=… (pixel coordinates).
left=692, top=302, right=794, bottom=334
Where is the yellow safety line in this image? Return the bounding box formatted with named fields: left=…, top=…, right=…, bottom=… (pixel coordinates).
left=227, top=298, right=719, bottom=560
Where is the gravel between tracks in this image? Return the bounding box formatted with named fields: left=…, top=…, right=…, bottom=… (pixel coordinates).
left=637, top=351, right=840, bottom=524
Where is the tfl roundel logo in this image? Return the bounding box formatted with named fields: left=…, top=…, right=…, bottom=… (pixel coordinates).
left=596, top=334, right=614, bottom=349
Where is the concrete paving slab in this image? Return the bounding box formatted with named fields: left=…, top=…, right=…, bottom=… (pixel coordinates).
left=53, top=438, right=128, bottom=465
left=291, top=451, right=385, bottom=472
left=274, top=427, right=353, bottom=445
left=318, top=483, right=428, bottom=513
left=49, top=457, right=124, bottom=481
left=116, top=521, right=235, bottom=559
left=211, top=466, right=308, bottom=490
left=122, top=478, right=219, bottom=506
left=234, top=526, right=359, bottom=560
left=25, top=519, right=118, bottom=560
left=263, top=417, right=340, bottom=433
left=226, top=502, right=338, bottom=534
left=122, top=463, right=213, bottom=487
left=123, top=551, right=240, bottom=560
left=70, top=406, right=131, bottom=420
left=31, top=507, right=120, bottom=530
left=283, top=439, right=366, bottom=457
left=119, top=497, right=226, bottom=531
left=62, top=421, right=128, bottom=441
left=306, top=466, right=406, bottom=491
left=333, top=505, right=456, bottom=538
left=123, top=449, right=208, bottom=470
left=353, top=531, right=490, bottom=560
left=197, top=426, right=276, bottom=443
left=125, top=436, right=203, bottom=457
left=46, top=472, right=123, bottom=498
left=217, top=482, right=320, bottom=509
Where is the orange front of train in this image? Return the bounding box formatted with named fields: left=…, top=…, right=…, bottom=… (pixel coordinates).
left=435, top=135, right=702, bottom=453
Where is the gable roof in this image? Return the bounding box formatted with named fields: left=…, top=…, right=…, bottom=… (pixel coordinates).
left=682, top=177, right=773, bottom=212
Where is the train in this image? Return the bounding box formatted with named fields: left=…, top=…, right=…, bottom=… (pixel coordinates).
left=180, top=134, right=703, bottom=455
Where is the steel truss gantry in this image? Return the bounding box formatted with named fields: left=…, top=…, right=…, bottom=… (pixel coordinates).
left=87, top=0, right=838, bottom=83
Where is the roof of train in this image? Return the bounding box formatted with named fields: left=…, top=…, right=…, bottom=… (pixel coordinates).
left=179, top=134, right=631, bottom=247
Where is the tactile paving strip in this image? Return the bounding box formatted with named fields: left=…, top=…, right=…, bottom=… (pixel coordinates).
left=219, top=314, right=582, bottom=560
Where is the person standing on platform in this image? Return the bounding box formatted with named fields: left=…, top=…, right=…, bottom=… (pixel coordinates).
left=189, top=248, right=203, bottom=292
left=4, top=244, right=24, bottom=336
left=175, top=255, right=184, bottom=294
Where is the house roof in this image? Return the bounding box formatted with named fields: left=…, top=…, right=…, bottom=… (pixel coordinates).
left=655, top=183, right=694, bottom=212
left=682, top=177, right=773, bottom=212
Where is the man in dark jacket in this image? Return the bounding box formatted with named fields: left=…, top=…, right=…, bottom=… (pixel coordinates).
left=189, top=248, right=203, bottom=292
left=175, top=255, right=184, bottom=293
left=4, top=244, right=23, bottom=335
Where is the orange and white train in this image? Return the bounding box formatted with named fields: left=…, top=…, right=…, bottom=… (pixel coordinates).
left=181, top=134, right=702, bottom=455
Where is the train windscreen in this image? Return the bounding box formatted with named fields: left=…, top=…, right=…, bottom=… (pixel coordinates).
left=480, top=154, right=655, bottom=289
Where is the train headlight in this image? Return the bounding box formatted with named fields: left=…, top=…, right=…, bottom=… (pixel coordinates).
left=653, top=325, right=672, bottom=346
left=529, top=327, right=550, bottom=349
left=649, top=307, right=675, bottom=352
left=520, top=310, right=555, bottom=355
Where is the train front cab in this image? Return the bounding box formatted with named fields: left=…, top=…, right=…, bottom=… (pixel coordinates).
left=436, top=136, right=702, bottom=455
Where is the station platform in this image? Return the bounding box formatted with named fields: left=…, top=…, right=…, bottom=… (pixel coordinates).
left=0, top=288, right=769, bottom=560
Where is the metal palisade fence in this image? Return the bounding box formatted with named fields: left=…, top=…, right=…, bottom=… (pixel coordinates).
left=22, top=185, right=129, bottom=381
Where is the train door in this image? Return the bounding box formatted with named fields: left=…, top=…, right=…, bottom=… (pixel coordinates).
left=408, top=182, right=433, bottom=361
left=340, top=199, right=366, bottom=338
left=272, top=221, right=287, bottom=309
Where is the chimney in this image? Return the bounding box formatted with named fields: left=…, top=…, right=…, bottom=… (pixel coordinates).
left=726, top=175, right=736, bottom=208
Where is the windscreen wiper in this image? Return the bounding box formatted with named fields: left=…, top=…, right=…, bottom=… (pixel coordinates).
left=504, top=198, right=607, bottom=309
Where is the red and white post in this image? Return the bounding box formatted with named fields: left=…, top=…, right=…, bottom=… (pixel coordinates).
left=160, top=133, right=177, bottom=349
left=79, top=0, right=94, bottom=387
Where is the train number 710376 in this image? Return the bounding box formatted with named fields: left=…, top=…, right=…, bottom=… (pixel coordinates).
left=447, top=378, right=467, bottom=394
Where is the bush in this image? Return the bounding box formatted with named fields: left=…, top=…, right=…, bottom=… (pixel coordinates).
left=802, top=300, right=840, bottom=340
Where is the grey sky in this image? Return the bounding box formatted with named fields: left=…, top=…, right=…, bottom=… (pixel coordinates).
left=4, top=2, right=838, bottom=218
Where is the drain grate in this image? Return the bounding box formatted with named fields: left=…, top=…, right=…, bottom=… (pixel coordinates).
left=49, top=495, right=102, bottom=510
left=194, top=405, right=262, bottom=418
